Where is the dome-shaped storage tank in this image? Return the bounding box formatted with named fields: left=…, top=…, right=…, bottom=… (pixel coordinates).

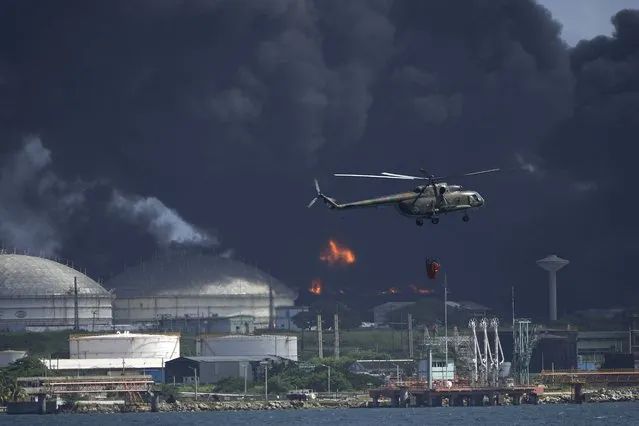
left=69, top=331, right=180, bottom=360
left=107, top=251, right=297, bottom=328
left=0, top=253, right=113, bottom=331
left=199, top=334, right=298, bottom=361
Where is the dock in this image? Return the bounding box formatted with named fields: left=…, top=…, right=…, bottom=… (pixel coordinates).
left=369, top=384, right=541, bottom=407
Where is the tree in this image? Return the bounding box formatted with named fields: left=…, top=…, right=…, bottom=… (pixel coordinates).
left=292, top=311, right=315, bottom=331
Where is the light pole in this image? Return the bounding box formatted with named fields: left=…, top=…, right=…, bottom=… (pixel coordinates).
left=318, top=364, right=331, bottom=395
left=444, top=272, right=449, bottom=383
left=260, top=361, right=269, bottom=401
left=188, top=366, right=198, bottom=401
left=243, top=364, right=248, bottom=395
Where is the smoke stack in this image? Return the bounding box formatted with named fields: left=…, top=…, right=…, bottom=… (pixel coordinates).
left=536, top=255, right=570, bottom=321
left=333, top=313, right=340, bottom=359
left=317, top=313, right=323, bottom=358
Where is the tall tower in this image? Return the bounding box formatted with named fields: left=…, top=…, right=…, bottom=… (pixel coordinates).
left=536, top=254, right=569, bottom=321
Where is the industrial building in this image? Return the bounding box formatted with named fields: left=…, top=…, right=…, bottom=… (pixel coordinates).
left=107, top=251, right=298, bottom=328
left=418, top=358, right=457, bottom=381
left=0, top=253, right=113, bottom=332
left=42, top=358, right=166, bottom=382
left=276, top=306, right=309, bottom=331
left=165, top=355, right=283, bottom=385
left=69, top=331, right=180, bottom=360
left=42, top=332, right=181, bottom=381
left=196, top=334, right=298, bottom=361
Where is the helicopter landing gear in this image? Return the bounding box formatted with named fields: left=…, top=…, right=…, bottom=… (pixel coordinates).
left=431, top=217, right=440, bottom=225
left=416, top=218, right=424, bottom=227
left=462, top=214, right=470, bottom=222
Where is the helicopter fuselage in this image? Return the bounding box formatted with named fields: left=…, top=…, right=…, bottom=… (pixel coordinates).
left=395, top=189, right=485, bottom=218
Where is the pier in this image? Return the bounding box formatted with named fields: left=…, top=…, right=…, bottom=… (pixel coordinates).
left=369, top=382, right=541, bottom=407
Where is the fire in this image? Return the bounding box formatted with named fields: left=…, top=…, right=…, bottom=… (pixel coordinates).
left=320, top=240, right=356, bottom=266
left=309, top=278, right=322, bottom=295
left=409, top=284, right=433, bottom=295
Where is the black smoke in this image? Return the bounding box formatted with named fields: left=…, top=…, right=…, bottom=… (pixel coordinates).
left=0, top=0, right=635, bottom=318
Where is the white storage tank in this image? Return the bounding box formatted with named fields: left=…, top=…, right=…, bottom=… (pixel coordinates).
left=0, top=350, right=26, bottom=367
left=69, top=331, right=180, bottom=360
left=199, top=334, right=298, bottom=361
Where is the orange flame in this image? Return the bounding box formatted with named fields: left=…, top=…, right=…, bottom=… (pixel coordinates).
left=309, top=278, right=322, bottom=295
left=320, top=240, right=356, bottom=266
left=409, top=284, right=433, bottom=295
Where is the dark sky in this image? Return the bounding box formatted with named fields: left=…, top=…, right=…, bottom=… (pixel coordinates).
left=0, top=1, right=637, bottom=319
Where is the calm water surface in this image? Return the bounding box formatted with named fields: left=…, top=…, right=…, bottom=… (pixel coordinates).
left=2, top=404, right=639, bottom=425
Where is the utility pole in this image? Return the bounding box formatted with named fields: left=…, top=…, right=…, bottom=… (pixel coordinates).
left=333, top=313, right=340, bottom=359
left=407, top=313, right=414, bottom=358
left=317, top=313, right=323, bottom=358
left=444, top=272, right=448, bottom=381
left=73, top=276, right=79, bottom=331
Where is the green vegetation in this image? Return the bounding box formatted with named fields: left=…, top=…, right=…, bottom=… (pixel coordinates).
left=0, top=356, right=52, bottom=405
left=266, top=356, right=383, bottom=393
left=0, top=331, right=73, bottom=357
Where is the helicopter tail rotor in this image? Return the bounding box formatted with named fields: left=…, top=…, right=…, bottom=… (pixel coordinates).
left=308, top=179, right=339, bottom=209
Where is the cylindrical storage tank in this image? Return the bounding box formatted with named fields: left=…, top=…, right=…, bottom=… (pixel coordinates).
left=200, top=334, right=298, bottom=361
left=69, top=332, right=180, bottom=360
left=0, top=350, right=27, bottom=367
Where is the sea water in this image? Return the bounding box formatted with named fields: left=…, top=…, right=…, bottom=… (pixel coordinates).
left=2, top=403, right=638, bottom=425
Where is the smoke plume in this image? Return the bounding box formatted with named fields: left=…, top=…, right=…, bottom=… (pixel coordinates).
left=1, top=1, right=637, bottom=314
left=109, top=190, right=218, bottom=248
left=0, top=137, right=217, bottom=255
left=0, top=136, right=91, bottom=255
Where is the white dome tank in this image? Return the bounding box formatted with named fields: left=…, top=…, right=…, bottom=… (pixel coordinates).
left=199, top=334, right=297, bottom=361
left=69, top=331, right=180, bottom=360
left=0, top=254, right=113, bottom=331
left=107, top=251, right=297, bottom=328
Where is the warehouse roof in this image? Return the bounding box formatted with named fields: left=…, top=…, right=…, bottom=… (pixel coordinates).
left=42, top=357, right=173, bottom=370
left=167, top=355, right=283, bottom=363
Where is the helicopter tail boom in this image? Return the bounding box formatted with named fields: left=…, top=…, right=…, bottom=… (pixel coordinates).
left=307, top=179, right=340, bottom=209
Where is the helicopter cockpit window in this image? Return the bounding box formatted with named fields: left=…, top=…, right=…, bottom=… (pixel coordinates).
left=472, top=194, right=482, bottom=203
left=413, top=186, right=423, bottom=193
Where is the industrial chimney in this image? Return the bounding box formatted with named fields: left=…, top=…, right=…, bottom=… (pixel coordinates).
left=536, top=254, right=569, bottom=322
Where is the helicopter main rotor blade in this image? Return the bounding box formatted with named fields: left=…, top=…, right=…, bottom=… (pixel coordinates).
left=333, top=173, right=414, bottom=180
left=380, top=172, right=425, bottom=179
left=431, top=168, right=501, bottom=181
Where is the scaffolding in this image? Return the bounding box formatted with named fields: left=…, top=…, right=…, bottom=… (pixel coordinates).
left=512, top=319, right=539, bottom=385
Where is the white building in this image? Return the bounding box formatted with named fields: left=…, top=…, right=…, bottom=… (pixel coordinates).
left=418, top=358, right=456, bottom=381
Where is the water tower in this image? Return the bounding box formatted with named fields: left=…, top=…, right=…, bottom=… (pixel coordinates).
left=536, top=255, right=569, bottom=321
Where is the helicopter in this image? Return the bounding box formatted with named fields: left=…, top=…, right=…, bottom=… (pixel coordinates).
left=307, top=168, right=501, bottom=226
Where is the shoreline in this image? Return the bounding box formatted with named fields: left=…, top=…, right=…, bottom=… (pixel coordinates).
left=55, top=388, right=639, bottom=414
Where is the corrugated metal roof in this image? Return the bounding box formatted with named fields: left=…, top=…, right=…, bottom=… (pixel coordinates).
left=171, top=355, right=282, bottom=363
left=0, top=254, right=109, bottom=297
